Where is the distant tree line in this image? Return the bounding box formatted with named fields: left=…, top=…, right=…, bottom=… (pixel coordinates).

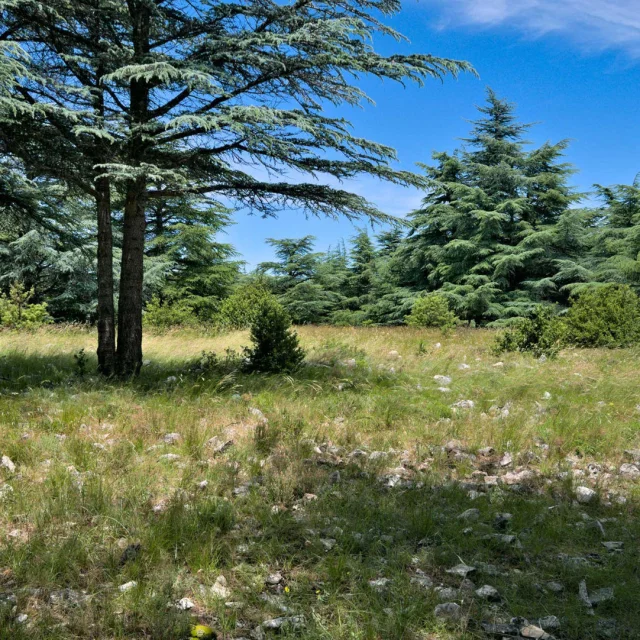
left=2, top=90, right=639, bottom=330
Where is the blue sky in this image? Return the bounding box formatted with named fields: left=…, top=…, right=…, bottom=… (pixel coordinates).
left=227, top=0, right=640, bottom=268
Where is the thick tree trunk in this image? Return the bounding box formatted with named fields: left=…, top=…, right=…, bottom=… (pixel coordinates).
left=96, top=177, right=116, bottom=375
left=116, top=178, right=147, bottom=376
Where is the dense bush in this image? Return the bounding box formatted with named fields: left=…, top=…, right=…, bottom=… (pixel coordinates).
left=405, top=294, right=459, bottom=331
left=0, top=283, right=51, bottom=329
left=244, top=297, right=305, bottom=373
left=493, top=305, right=566, bottom=358
left=216, top=282, right=274, bottom=330
left=143, top=296, right=200, bottom=329
left=564, top=284, right=640, bottom=348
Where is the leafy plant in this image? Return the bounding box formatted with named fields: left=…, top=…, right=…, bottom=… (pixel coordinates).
left=0, top=282, right=51, bottom=329
left=216, top=282, right=274, bottom=330
left=493, top=305, right=566, bottom=358
left=244, top=298, right=305, bottom=373
left=143, top=296, right=200, bottom=330
left=73, top=348, right=88, bottom=377
left=564, top=284, right=640, bottom=348
left=405, top=293, right=459, bottom=332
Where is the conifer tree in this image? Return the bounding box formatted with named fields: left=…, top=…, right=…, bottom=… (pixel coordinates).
left=1, top=0, right=471, bottom=374
left=403, top=89, right=585, bottom=323
left=589, top=177, right=640, bottom=289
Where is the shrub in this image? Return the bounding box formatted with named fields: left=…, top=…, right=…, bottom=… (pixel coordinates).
left=244, top=297, right=305, bottom=373
left=405, top=293, right=458, bottom=331
left=143, top=296, right=200, bottom=329
left=330, top=310, right=367, bottom=326
left=216, top=282, right=273, bottom=330
left=0, top=283, right=51, bottom=329
left=564, top=284, right=640, bottom=348
left=493, top=305, right=566, bottom=358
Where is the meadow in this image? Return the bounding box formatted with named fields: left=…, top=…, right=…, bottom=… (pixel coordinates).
left=1, top=326, right=639, bottom=639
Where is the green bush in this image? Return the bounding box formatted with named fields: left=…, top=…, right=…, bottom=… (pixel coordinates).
left=216, top=282, right=273, bottom=330
left=244, top=297, right=305, bottom=373
left=564, top=284, right=640, bottom=348
left=405, top=293, right=459, bottom=331
left=330, top=310, right=367, bottom=326
left=143, top=296, right=200, bottom=329
left=0, top=283, right=51, bottom=329
left=493, top=305, right=566, bottom=358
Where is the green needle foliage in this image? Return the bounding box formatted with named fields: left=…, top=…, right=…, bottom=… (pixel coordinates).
left=0, top=0, right=472, bottom=374
left=244, top=297, right=305, bottom=373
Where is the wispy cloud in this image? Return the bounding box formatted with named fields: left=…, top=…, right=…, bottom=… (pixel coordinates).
left=427, top=0, right=640, bottom=56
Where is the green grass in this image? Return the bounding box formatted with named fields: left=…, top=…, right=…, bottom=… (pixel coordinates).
left=1, top=326, right=640, bottom=639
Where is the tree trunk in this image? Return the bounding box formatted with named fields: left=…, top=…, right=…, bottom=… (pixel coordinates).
left=96, top=177, right=116, bottom=375
left=116, top=178, right=146, bottom=376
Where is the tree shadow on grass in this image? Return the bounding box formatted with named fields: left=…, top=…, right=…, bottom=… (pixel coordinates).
left=1, top=449, right=639, bottom=640
left=0, top=342, right=382, bottom=397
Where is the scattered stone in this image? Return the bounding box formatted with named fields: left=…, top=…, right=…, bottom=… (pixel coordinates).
left=16, top=613, right=28, bottom=624
left=119, top=581, right=138, bottom=592
left=484, top=475, right=499, bottom=487
left=493, top=513, right=513, bottom=530
left=546, top=581, right=564, bottom=593
left=478, top=447, right=495, bottom=456
left=163, top=432, right=181, bottom=444
left=387, top=350, right=400, bottom=359
left=576, top=486, right=597, bottom=504
left=165, top=376, right=178, bottom=384
left=623, top=449, right=640, bottom=463
left=211, top=575, right=230, bottom=599
left=451, top=400, right=475, bottom=410
left=434, top=602, right=462, bottom=622
left=619, top=463, right=640, bottom=479
left=446, top=563, right=476, bottom=578
left=410, top=571, right=433, bottom=590
left=320, top=538, right=336, bottom=551
left=249, top=407, right=268, bottom=423
left=266, top=572, right=283, bottom=586
left=368, top=577, right=390, bottom=591
left=475, top=584, right=501, bottom=601
left=158, top=453, right=180, bottom=462
left=438, top=387, right=451, bottom=393
left=49, top=588, right=86, bottom=606
left=206, top=437, right=234, bottom=455
left=520, top=625, right=554, bottom=639
left=303, top=493, right=317, bottom=501
left=435, top=586, right=459, bottom=601
left=493, top=362, right=504, bottom=367
left=458, top=508, right=480, bottom=522
left=328, top=470, right=341, bottom=484
left=343, top=358, right=357, bottom=368
left=177, top=597, right=195, bottom=610
left=579, top=580, right=594, bottom=613
left=262, top=616, right=305, bottom=631
left=0, top=455, right=15, bottom=473
left=434, top=375, right=452, bottom=385
left=542, top=391, right=552, bottom=400
left=535, top=616, right=561, bottom=630
left=197, top=479, right=209, bottom=490
left=458, top=363, right=471, bottom=370
left=502, top=469, right=535, bottom=485
left=499, top=452, right=512, bottom=467
left=589, top=587, right=614, bottom=606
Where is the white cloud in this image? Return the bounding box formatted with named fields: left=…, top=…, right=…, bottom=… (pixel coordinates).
left=428, top=0, right=640, bottom=56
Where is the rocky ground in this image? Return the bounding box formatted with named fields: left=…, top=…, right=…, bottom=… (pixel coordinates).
left=1, top=327, right=639, bottom=639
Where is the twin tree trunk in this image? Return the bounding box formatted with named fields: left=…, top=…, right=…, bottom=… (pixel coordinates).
left=95, top=179, right=148, bottom=378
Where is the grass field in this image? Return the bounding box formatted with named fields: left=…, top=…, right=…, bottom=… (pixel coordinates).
left=1, top=326, right=639, bottom=639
